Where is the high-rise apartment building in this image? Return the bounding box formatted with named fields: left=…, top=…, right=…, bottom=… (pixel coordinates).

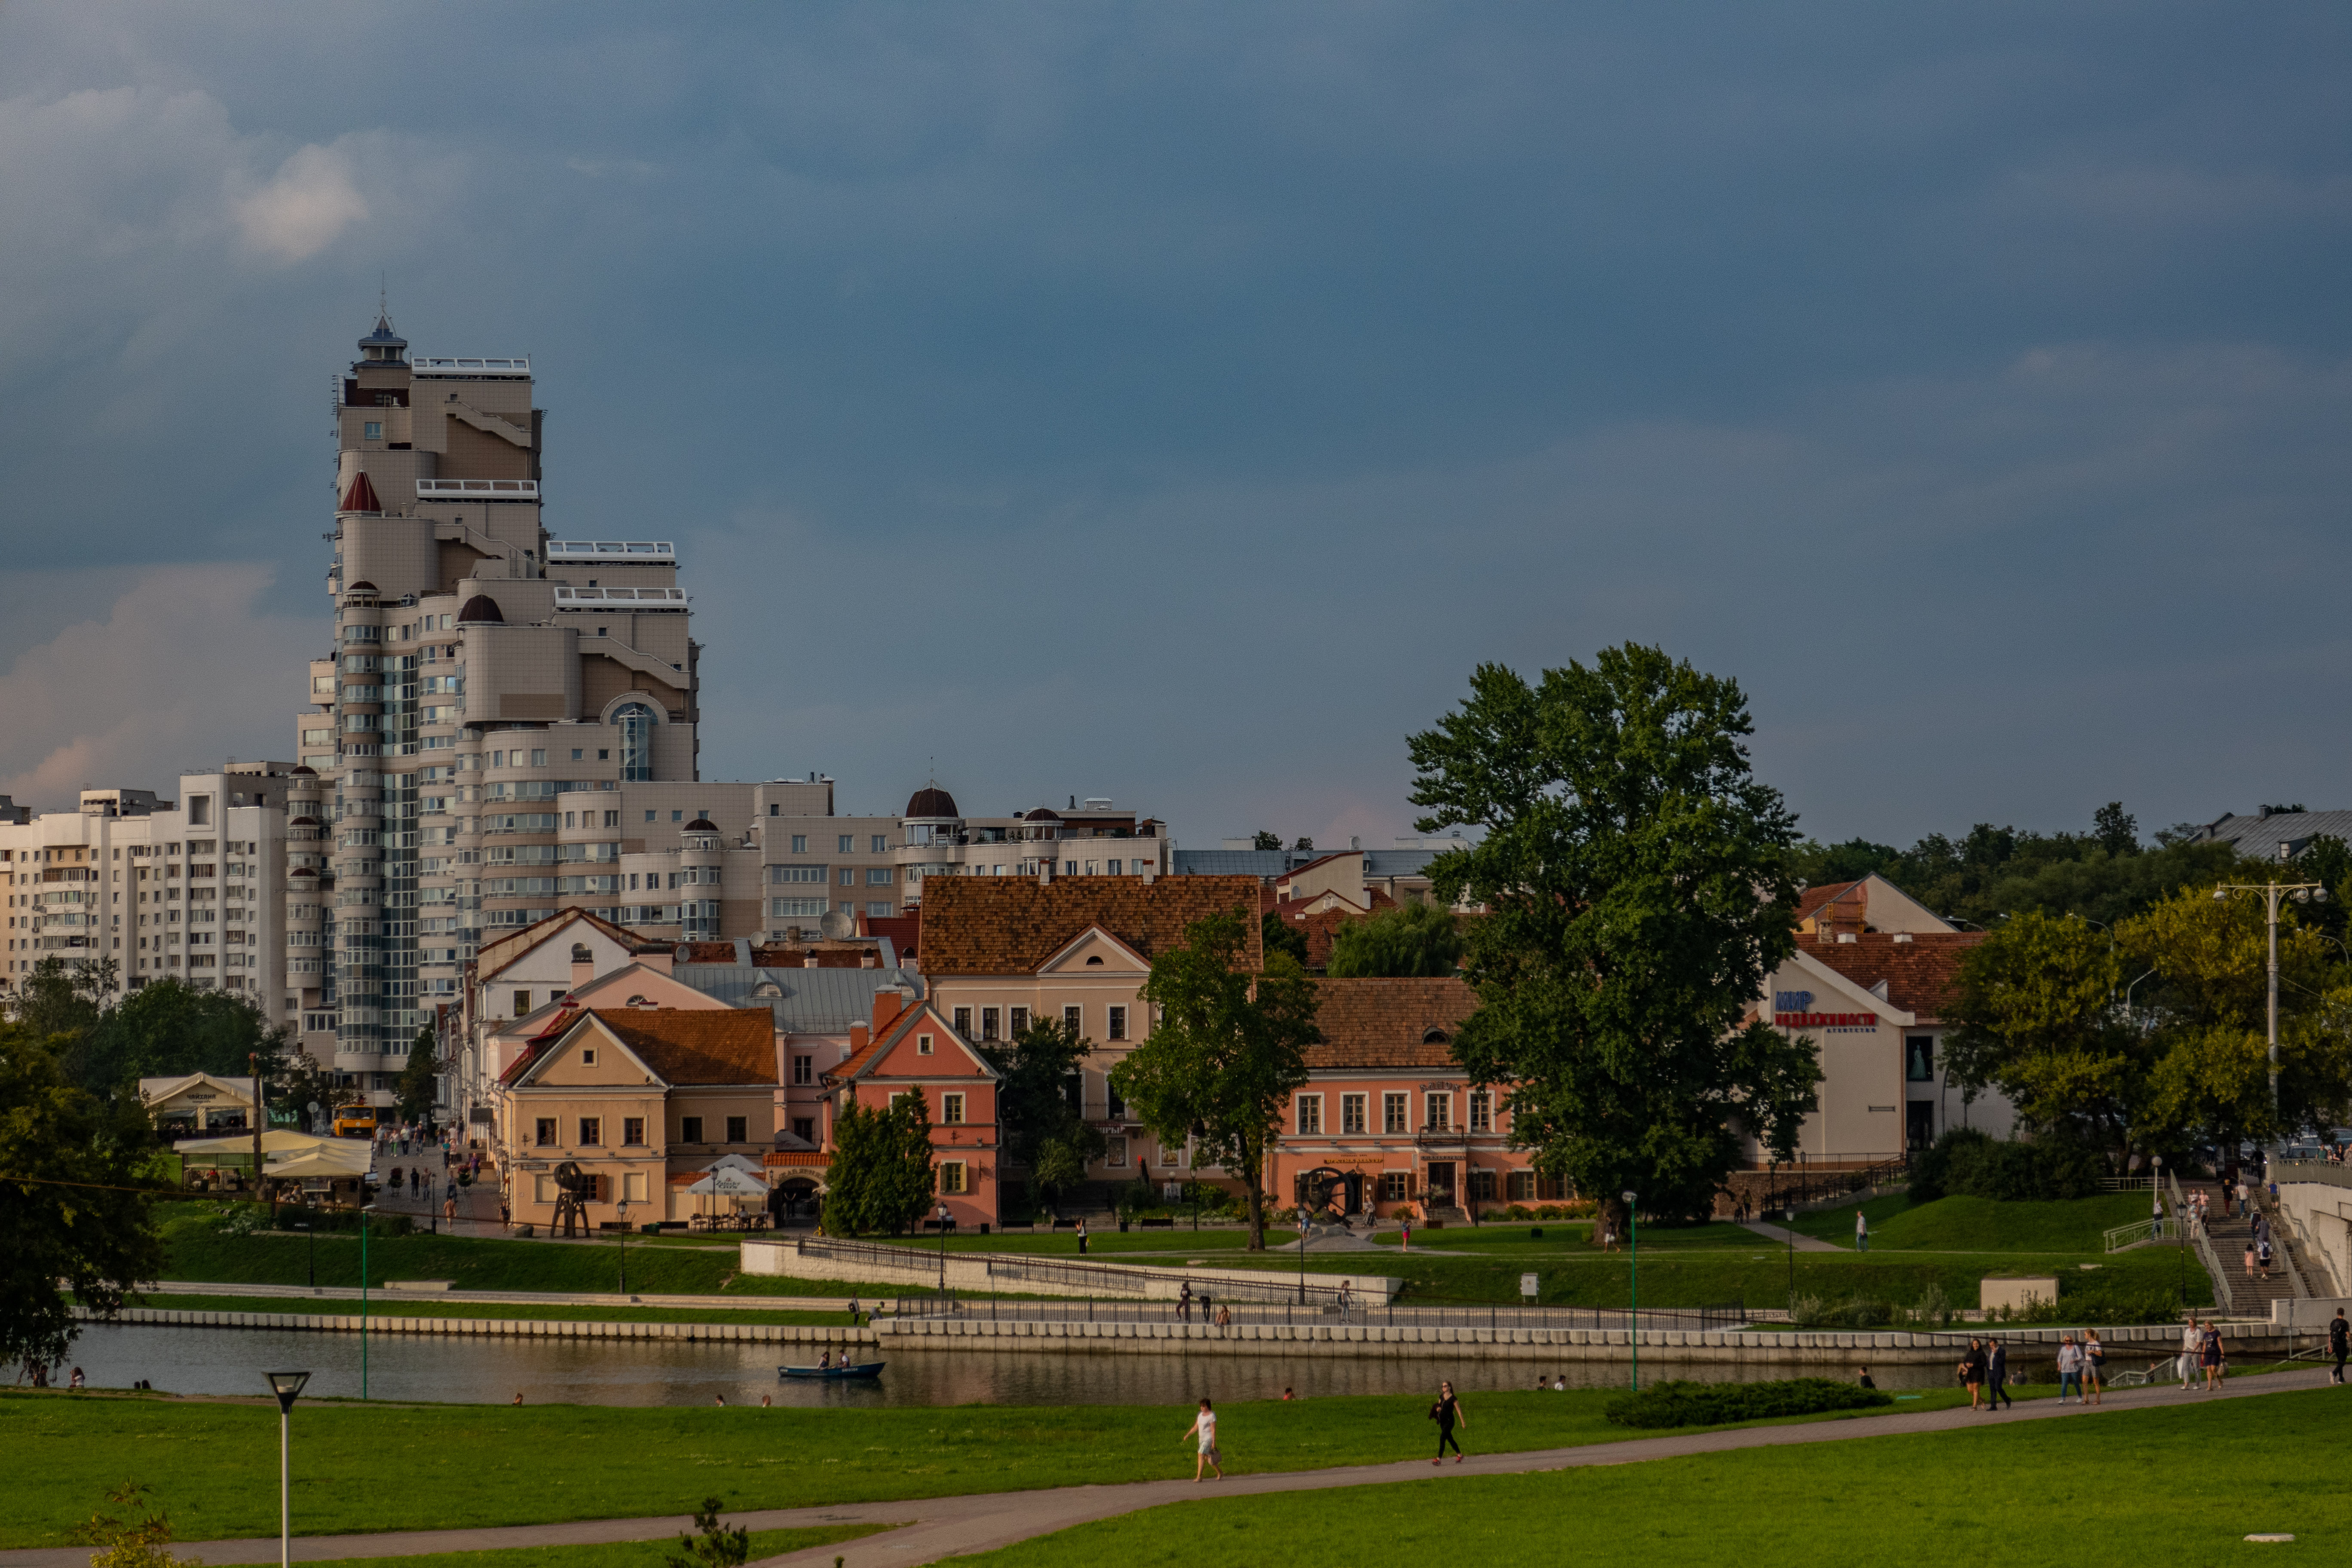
left=300, top=315, right=701, bottom=1096
left=0, top=768, right=296, bottom=1014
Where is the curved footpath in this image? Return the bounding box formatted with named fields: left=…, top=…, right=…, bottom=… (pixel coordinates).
left=3, top=1367, right=2331, bottom=1568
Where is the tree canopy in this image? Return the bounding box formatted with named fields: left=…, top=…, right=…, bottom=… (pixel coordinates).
left=821, top=1090, right=937, bottom=1236
left=1110, top=910, right=1321, bottom=1250
left=1325, top=897, right=1465, bottom=978
left=1409, top=647, right=1822, bottom=1228
left=0, top=1023, right=168, bottom=1367
left=980, top=1014, right=1106, bottom=1215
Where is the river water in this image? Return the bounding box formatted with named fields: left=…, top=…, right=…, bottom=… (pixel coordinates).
left=55, top=1323, right=1964, bottom=1406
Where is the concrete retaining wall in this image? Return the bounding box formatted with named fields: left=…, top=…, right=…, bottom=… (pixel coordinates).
left=740, top=1238, right=1403, bottom=1304
left=869, top=1316, right=2310, bottom=1364
left=77, top=1306, right=875, bottom=1346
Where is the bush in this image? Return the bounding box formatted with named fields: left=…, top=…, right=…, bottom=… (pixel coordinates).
left=1605, top=1378, right=1890, bottom=1429
left=1999, top=1286, right=2181, bottom=1326
left=1909, top=1127, right=2103, bottom=1204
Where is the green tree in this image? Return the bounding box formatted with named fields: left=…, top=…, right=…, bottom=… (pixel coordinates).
left=1407, top=648, right=1822, bottom=1230
left=395, top=1028, right=442, bottom=1126
left=665, top=1498, right=749, bottom=1568
left=2093, top=802, right=2140, bottom=858
left=980, top=1014, right=1106, bottom=1216
left=1943, top=910, right=2137, bottom=1146
left=0, top=1023, right=168, bottom=1367
left=1252, top=831, right=1282, bottom=851
left=1326, top=898, right=1465, bottom=978
left=7, top=957, right=106, bottom=1061
left=74, top=978, right=288, bottom=1098
left=67, top=1482, right=204, bottom=1568
left=821, top=1090, right=937, bottom=1236
left=1111, top=910, right=1321, bottom=1250
left=1261, top=909, right=1310, bottom=968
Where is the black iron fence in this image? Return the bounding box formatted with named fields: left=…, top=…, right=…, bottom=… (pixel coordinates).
left=1753, top=1153, right=1909, bottom=1214
left=883, top=1289, right=1746, bottom=1335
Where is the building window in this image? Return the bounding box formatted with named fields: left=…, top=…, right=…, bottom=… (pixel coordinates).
left=612, top=701, right=657, bottom=782
left=1161, top=1141, right=1180, bottom=1167
left=622, top=1117, right=646, bottom=1145
left=1507, top=1170, right=1534, bottom=1201
left=792, top=1117, right=815, bottom=1142
left=1107, top=1005, right=1127, bottom=1041
left=953, top=1008, right=972, bottom=1039
left=1470, top=1091, right=1492, bottom=1133
left=1063, top=1005, right=1081, bottom=1032
left=531, top=749, right=547, bottom=767
left=1383, top=1093, right=1409, bottom=1134
left=938, top=1161, right=968, bottom=1195
left=871, top=834, right=888, bottom=853
left=1010, top=1006, right=1029, bottom=1035
left=1107, top=1134, right=1127, bottom=1167
left=1382, top=1171, right=1410, bottom=1202
left=1106, top=1080, right=1126, bottom=1120
left=1296, top=1094, right=1323, bottom=1135
left=838, top=868, right=855, bottom=886
left=942, top=1093, right=965, bottom=1125
left=534, top=1118, right=556, bottom=1147
left=918, top=1033, right=934, bottom=1055
left=680, top=1115, right=704, bottom=1143
left=1425, top=1093, right=1451, bottom=1130
left=838, top=835, right=854, bottom=853
left=981, top=1007, right=999, bottom=1041
left=791, top=835, right=807, bottom=854
left=578, top=1117, right=603, bottom=1146
left=512, top=991, right=531, bottom=1017
left=867, top=901, right=893, bottom=917
left=364, top=421, right=382, bottom=439
left=572, top=748, right=584, bottom=761
left=725, top=1116, right=748, bottom=1143
left=865, top=867, right=892, bottom=885
left=1107, top=860, right=1122, bottom=876
left=1906, top=1035, right=1935, bottom=1082
left=1470, top=1168, right=1497, bottom=1202
left=793, top=1054, right=813, bottom=1084
left=580, top=1048, right=597, bottom=1067
left=622, top=1172, right=649, bottom=1203
left=1342, top=1093, right=1367, bottom=1135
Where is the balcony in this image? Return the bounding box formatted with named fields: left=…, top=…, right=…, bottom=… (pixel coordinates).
left=547, top=540, right=676, bottom=563
left=553, top=586, right=686, bottom=609
left=411, top=358, right=531, bottom=377
left=414, top=478, right=538, bottom=500
left=1414, top=1125, right=1469, bottom=1148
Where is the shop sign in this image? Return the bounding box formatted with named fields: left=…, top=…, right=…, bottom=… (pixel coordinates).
left=1771, top=990, right=1877, bottom=1029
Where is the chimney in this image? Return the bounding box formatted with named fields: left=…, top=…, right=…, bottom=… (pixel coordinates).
left=571, top=959, right=594, bottom=988
left=803, top=953, right=820, bottom=968
left=861, top=952, right=879, bottom=969
left=1039, top=860, right=1054, bottom=886
left=1891, top=932, right=1914, bottom=944
left=849, top=1021, right=870, bottom=1053
left=872, top=985, right=909, bottom=1036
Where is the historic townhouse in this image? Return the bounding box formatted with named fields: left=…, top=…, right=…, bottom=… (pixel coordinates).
left=820, top=988, right=1003, bottom=1229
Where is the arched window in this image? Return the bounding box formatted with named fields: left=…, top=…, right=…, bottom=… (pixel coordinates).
left=1422, top=1028, right=1451, bottom=1045
left=613, top=701, right=657, bottom=782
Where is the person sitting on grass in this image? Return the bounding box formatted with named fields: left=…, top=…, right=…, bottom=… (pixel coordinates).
left=1185, top=1398, right=1223, bottom=1482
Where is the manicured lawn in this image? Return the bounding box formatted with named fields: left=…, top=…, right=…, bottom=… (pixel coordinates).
left=1788, top=1192, right=2150, bottom=1252
left=0, top=1383, right=1995, bottom=1548
left=300, top=1525, right=894, bottom=1568
left=114, top=1293, right=852, bottom=1327
left=939, top=1384, right=2351, bottom=1568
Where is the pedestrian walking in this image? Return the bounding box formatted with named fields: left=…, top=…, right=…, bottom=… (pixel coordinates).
left=1430, top=1379, right=1467, bottom=1464
left=2056, top=1335, right=2083, bottom=1403
left=2329, top=1309, right=2349, bottom=1385
left=1960, top=1338, right=1985, bottom=1411
left=1076, top=1217, right=1088, bottom=1257
left=2083, top=1330, right=2104, bottom=1405
left=2179, top=1317, right=2202, bottom=1389
left=2150, top=1192, right=2164, bottom=1243
left=1987, top=1340, right=2012, bottom=1410
left=847, top=1295, right=861, bottom=1327
left=1184, top=1398, right=1223, bottom=1482
left=2244, top=1240, right=2259, bottom=1282
left=443, top=1194, right=457, bottom=1225
left=1179, top=1282, right=1192, bottom=1323
left=2200, top=1320, right=2224, bottom=1392
left=68, top=1366, right=85, bottom=1390
left=2258, top=1237, right=2274, bottom=1281
left=1855, top=1209, right=1869, bottom=1253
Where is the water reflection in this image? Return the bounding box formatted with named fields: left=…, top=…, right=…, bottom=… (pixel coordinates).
left=62, top=1324, right=1962, bottom=1406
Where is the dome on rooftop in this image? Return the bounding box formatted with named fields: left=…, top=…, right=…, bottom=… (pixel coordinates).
left=456, top=594, right=504, bottom=624
left=905, top=784, right=960, bottom=819
left=684, top=817, right=718, bottom=833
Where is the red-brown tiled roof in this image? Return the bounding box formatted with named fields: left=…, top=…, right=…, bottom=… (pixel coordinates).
left=1802, top=932, right=1983, bottom=1024
left=918, top=876, right=1264, bottom=975
left=475, top=908, right=667, bottom=978
left=1303, top=977, right=1481, bottom=1070
left=580, top=1008, right=777, bottom=1085
left=672, top=940, right=875, bottom=968
left=862, top=913, right=920, bottom=958
left=763, top=1150, right=829, bottom=1168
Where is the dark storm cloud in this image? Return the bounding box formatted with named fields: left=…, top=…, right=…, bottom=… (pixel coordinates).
left=0, top=3, right=2346, bottom=843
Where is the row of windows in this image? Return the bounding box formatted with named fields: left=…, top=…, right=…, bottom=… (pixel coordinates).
left=769, top=898, right=895, bottom=918
left=1293, top=1090, right=1495, bottom=1136
left=951, top=1003, right=1129, bottom=1043
left=533, top=1114, right=750, bottom=1147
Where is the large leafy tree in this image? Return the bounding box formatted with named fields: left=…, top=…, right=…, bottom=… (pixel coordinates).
left=1408, top=647, right=1821, bottom=1229
left=70, top=979, right=289, bottom=1100
left=980, top=1015, right=1106, bottom=1217
left=1111, top=910, right=1321, bottom=1250
left=0, top=1023, right=168, bottom=1367
left=395, top=1028, right=443, bottom=1126
left=821, top=1090, right=937, bottom=1236
left=1326, top=898, right=1465, bottom=978
left=1944, top=910, right=2138, bottom=1145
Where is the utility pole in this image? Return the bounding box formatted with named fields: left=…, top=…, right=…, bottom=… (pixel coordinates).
left=2213, top=879, right=2328, bottom=1135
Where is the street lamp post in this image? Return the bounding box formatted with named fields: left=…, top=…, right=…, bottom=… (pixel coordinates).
left=358, top=1205, right=374, bottom=1401
left=615, top=1198, right=632, bottom=1295
left=264, top=1370, right=311, bottom=1568
left=2212, top=879, right=2329, bottom=1136
left=938, top=1204, right=951, bottom=1293
left=1622, top=1190, right=1639, bottom=1393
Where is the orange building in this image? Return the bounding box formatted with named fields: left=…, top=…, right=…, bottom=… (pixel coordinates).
left=820, top=987, right=1004, bottom=1230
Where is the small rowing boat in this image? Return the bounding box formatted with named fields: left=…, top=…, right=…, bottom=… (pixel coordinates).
left=778, top=1360, right=885, bottom=1380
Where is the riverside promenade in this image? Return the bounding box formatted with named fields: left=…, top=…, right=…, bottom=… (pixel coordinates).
left=1, top=1367, right=2329, bottom=1568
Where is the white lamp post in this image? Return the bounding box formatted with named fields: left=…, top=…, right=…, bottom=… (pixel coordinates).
left=265, top=1370, right=311, bottom=1568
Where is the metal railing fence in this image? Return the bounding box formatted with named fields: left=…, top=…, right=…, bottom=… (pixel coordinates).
left=882, top=1289, right=1749, bottom=1335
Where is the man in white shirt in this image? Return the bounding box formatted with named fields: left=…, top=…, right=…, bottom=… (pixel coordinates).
left=2179, top=1316, right=2202, bottom=1389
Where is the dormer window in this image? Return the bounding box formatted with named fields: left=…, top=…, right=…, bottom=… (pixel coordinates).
left=918, top=1034, right=934, bottom=1055
left=580, top=1048, right=597, bottom=1066
left=1422, top=1029, right=1451, bottom=1045
left=1085, top=955, right=1105, bottom=966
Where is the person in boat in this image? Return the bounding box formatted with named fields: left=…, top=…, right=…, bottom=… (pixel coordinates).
left=818, top=1350, right=832, bottom=1370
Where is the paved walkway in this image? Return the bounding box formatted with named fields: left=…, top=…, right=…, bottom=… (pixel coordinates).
left=5, top=1368, right=2331, bottom=1568
left=1737, top=1220, right=1841, bottom=1252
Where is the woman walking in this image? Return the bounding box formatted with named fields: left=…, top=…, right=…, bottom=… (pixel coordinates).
left=1184, top=1398, right=1223, bottom=1482
left=1960, top=1338, right=1985, bottom=1411
left=2083, top=1330, right=2104, bottom=1405
left=2200, top=1320, right=2224, bottom=1392
left=1431, top=1380, right=1467, bottom=1464
left=2056, top=1335, right=2082, bottom=1403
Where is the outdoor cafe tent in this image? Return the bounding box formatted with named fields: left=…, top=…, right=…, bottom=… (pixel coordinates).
left=683, top=1167, right=769, bottom=1197
left=703, top=1154, right=766, bottom=1176
left=263, top=1142, right=373, bottom=1179
left=177, top=1129, right=338, bottom=1158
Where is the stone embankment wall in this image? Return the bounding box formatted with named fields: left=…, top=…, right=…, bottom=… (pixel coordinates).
left=77, top=1305, right=875, bottom=1346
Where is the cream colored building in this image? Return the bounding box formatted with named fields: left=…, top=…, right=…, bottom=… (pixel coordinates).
left=1, top=770, right=295, bottom=1025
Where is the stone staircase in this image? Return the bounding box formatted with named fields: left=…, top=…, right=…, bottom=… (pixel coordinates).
left=2180, top=1181, right=2315, bottom=1318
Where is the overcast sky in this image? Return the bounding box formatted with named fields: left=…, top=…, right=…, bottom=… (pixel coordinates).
left=2, top=4, right=2347, bottom=850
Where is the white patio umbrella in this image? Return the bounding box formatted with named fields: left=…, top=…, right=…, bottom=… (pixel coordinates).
left=681, top=1164, right=769, bottom=1223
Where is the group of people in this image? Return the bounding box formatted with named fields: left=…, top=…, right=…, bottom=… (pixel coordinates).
left=1955, top=1337, right=2017, bottom=1410
left=1176, top=1379, right=1468, bottom=1482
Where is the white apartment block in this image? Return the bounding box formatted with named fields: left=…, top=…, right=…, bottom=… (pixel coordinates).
left=0, top=769, right=296, bottom=1023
